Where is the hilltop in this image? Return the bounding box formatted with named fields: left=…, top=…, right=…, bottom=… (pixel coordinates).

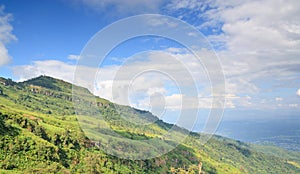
left=0, top=75, right=299, bottom=173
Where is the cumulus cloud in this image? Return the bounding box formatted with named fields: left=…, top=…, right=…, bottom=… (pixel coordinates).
left=93, top=49, right=213, bottom=110
left=13, top=60, right=76, bottom=82
left=166, top=0, right=300, bottom=110
left=203, top=0, right=300, bottom=82
left=0, top=6, right=16, bottom=66
left=168, top=1, right=300, bottom=79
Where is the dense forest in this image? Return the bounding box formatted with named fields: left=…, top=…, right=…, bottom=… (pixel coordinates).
left=0, top=76, right=299, bottom=173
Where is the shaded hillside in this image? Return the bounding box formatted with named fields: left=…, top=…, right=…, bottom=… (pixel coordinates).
left=0, top=75, right=299, bottom=173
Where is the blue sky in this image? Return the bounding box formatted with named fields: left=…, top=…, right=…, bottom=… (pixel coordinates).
left=0, top=0, right=299, bottom=126
left=1, top=0, right=109, bottom=66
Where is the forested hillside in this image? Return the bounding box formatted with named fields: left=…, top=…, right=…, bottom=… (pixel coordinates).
left=0, top=76, right=299, bottom=173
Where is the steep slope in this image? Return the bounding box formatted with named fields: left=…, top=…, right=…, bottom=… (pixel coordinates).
left=0, top=75, right=299, bottom=173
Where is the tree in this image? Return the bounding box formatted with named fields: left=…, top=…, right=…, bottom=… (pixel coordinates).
left=0, top=114, right=6, bottom=134
left=5, top=78, right=14, bottom=86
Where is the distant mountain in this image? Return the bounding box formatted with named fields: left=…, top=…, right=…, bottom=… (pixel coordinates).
left=0, top=75, right=299, bottom=173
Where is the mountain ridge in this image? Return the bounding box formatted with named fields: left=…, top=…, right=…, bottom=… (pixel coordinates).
left=0, top=75, right=299, bottom=173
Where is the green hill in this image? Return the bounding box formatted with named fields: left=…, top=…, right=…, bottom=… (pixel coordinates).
left=0, top=75, right=299, bottom=173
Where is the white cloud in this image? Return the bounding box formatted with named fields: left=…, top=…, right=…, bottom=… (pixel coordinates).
left=137, top=93, right=183, bottom=112
left=13, top=60, right=76, bottom=83
left=0, top=6, right=16, bottom=66
left=289, top=104, right=298, bottom=108
left=168, top=0, right=300, bottom=88
left=201, top=0, right=300, bottom=83
left=275, top=97, right=283, bottom=101
left=166, top=0, right=300, bottom=110
left=161, top=1, right=300, bottom=111
left=94, top=49, right=213, bottom=109
left=68, top=54, right=80, bottom=60
left=0, top=42, right=11, bottom=65
left=297, top=89, right=300, bottom=97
